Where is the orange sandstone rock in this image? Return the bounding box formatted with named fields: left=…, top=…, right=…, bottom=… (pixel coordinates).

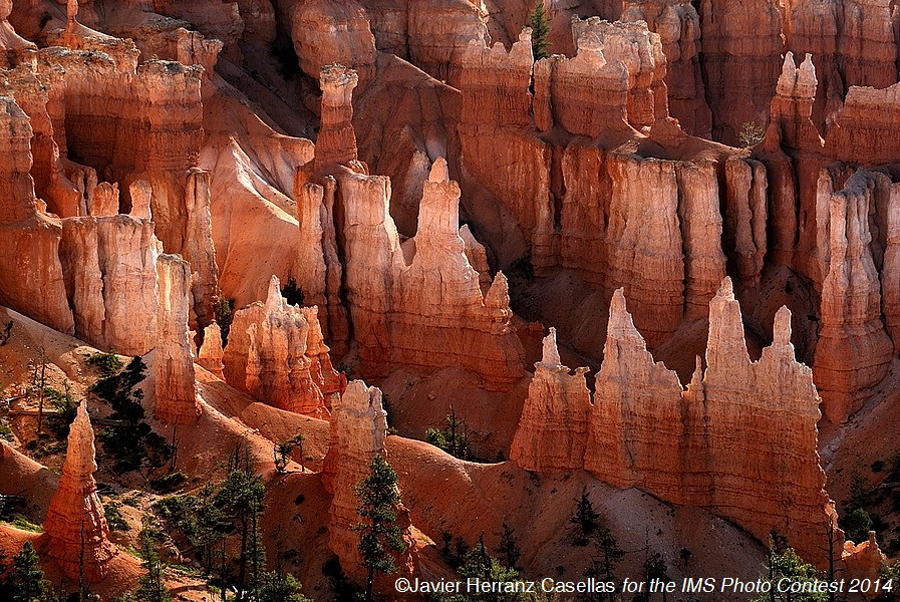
left=510, top=328, right=590, bottom=473
left=338, top=158, right=526, bottom=389
left=154, top=253, right=201, bottom=425
left=43, top=403, right=117, bottom=582
left=514, top=280, right=836, bottom=564
left=198, top=322, right=225, bottom=379
left=223, top=276, right=331, bottom=418
left=322, top=380, right=414, bottom=584
left=813, top=169, right=893, bottom=424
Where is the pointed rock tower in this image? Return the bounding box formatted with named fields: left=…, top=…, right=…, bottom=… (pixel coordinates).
left=44, top=403, right=117, bottom=582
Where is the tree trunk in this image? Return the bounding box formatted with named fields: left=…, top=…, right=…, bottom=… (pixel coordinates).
left=237, top=516, right=249, bottom=602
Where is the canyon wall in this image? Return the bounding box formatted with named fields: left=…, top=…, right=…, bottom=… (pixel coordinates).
left=512, top=281, right=835, bottom=564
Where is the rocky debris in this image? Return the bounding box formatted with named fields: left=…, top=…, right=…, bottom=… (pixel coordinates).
left=510, top=328, right=590, bottom=472
left=154, top=253, right=201, bottom=425
left=813, top=169, right=893, bottom=424
left=43, top=403, right=117, bottom=582
left=223, top=276, right=332, bottom=418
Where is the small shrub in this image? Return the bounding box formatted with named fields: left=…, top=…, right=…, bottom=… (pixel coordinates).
left=214, top=297, right=234, bottom=345
left=87, top=352, right=124, bottom=377
left=0, top=423, right=14, bottom=442
left=104, top=501, right=131, bottom=531
left=872, top=460, right=886, bottom=473
left=0, top=320, right=12, bottom=345
left=740, top=121, right=766, bottom=147
left=11, top=517, right=43, bottom=533
left=150, top=471, right=187, bottom=493
left=44, top=385, right=78, bottom=438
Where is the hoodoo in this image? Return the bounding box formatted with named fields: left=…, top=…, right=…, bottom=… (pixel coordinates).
left=43, top=404, right=117, bottom=582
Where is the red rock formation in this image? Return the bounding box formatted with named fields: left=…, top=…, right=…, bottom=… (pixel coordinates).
left=301, top=306, right=346, bottom=410
left=316, top=65, right=361, bottom=171
left=322, top=380, right=414, bottom=583
left=223, top=276, right=331, bottom=418
left=294, top=177, right=349, bottom=355
left=883, top=180, right=900, bottom=352
left=510, top=328, right=590, bottom=473
left=622, top=0, right=711, bottom=136
left=182, top=168, right=221, bottom=329
left=842, top=532, right=886, bottom=591
left=813, top=169, right=893, bottom=424
left=786, top=0, right=898, bottom=128
left=0, top=0, right=35, bottom=68
left=154, top=253, right=201, bottom=425
left=698, top=0, right=785, bottom=144
left=198, top=322, right=225, bottom=379
left=339, top=158, right=526, bottom=389
left=514, top=280, right=836, bottom=564
left=58, top=215, right=160, bottom=355
left=290, top=0, right=376, bottom=86
left=586, top=289, right=686, bottom=492
left=43, top=403, right=117, bottom=582
left=569, top=18, right=668, bottom=131
left=724, top=157, right=768, bottom=287
left=0, top=94, right=74, bottom=335
left=538, top=27, right=632, bottom=136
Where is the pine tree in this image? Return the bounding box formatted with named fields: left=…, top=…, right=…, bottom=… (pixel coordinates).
left=216, top=465, right=266, bottom=602
left=528, top=0, right=552, bottom=60
left=10, top=542, right=49, bottom=602
left=257, top=571, right=311, bottom=602
left=353, top=454, right=407, bottom=601
left=751, top=532, right=827, bottom=602
left=135, top=526, right=172, bottom=602
left=495, top=522, right=521, bottom=570
left=458, top=535, right=526, bottom=602
left=570, top=488, right=600, bottom=546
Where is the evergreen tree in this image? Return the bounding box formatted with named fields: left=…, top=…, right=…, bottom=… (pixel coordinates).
left=456, top=534, right=526, bottom=602
left=495, top=522, right=521, bottom=570
left=528, top=0, right=552, bottom=60
left=353, top=454, right=407, bottom=601
left=751, top=532, right=827, bottom=602
left=216, top=464, right=266, bottom=602
left=643, top=551, right=671, bottom=602
left=135, top=526, right=172, bottom=602
left=425, top=407, right=471, bottom=460
left=10, top=542, right=49, bottom=602
left=257, top=571, right=311, bottom=602
left=570, top=488, right=600, bottom=546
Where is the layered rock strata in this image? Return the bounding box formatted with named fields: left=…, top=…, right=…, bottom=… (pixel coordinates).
left=197, top=322, right=225, bottom=379
left=154, top=253, right=201, bottom=425
left=58, top=215, right=159, bottom=355
left=513, top=281, right=835, bottom=564
left=813, top=169, right=893, bottom=424
left=43, top=403, right=117, bottom=582
left=337, top=158, right=526, bottom=390
left=509, top=328, right=590, bottom=472
left=223, top=276, right=333, bottom=418
left=322, top=380, right=414, bottom=584
left=621, top=0, right=711, bottom=136
left=0, top=95, right=73, bottom=335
